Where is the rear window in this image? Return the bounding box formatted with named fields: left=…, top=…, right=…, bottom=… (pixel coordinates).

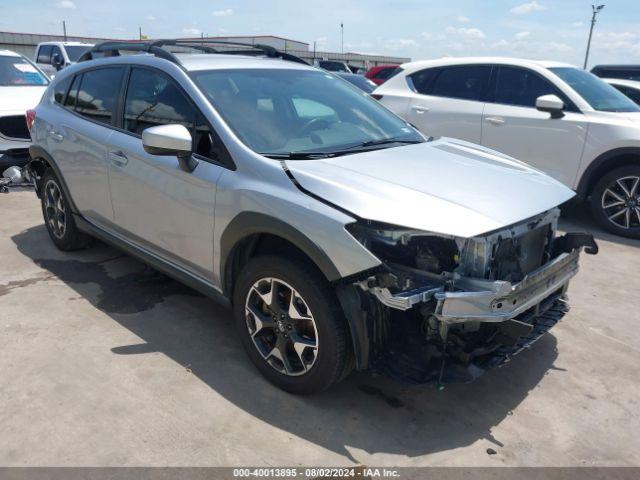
left=65, top=45, right=92, bottom=62
left=75, top=67, right=125, bottom=124
left=36, top=45, right=52, bottom=64
left=375, top=67, right=400, bottom=80
left=0, top=55, right=48, bottom=86
left=593, top=67, right=640, bottom=81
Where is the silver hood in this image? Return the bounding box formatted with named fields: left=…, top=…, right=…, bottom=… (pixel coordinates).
left=285, top=137, right=575, bottom=238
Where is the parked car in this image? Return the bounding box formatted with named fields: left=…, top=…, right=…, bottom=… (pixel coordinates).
left=365, top=64, right=401, bottom=85
left=35, top=41, right=94, bottom=77
left=374, top=57, right=640, bottom=238
left=603, top=78, right=640, bottom=105
left=336, top=72, right=377, bottom=93
left=0, top=50, right=49, bottom=169
left=12, top=41, right=596, bottom=394
left=592, top=64, right=640, bottom=81
left=314, top=59, right=350, bottom=72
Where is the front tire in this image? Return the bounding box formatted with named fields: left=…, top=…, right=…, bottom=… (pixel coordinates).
left=233, top=255, right=352, bottom=394
left=40, top=169, right=92, bottom=251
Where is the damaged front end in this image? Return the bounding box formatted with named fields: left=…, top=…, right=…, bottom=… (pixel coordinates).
left=337, top=209, right=598, bottom=385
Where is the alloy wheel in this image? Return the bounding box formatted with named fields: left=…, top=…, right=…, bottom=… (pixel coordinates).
left=245, top=277, right=319, bottom=376
left=601, top=175, right=640, bottom=230
left=44, top=179, right=66, bottom=239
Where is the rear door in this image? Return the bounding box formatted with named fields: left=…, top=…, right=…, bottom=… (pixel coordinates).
left=403, top=64, right=490, bottom=144
left=48, top=66, right=125, bottom=227
left=107, top=66, right=227, bottom=281
left=481, top=65, right=588, bottom=185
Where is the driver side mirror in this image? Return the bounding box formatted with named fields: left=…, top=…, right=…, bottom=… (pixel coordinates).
left=536, top=94, right=565, bottom=118
left=142, top=124, right=198, bottom=172
left=51, top=53, right=64, bottom=71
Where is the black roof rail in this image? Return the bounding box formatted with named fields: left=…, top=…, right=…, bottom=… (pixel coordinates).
left=77, top=39, right=309, bottom=65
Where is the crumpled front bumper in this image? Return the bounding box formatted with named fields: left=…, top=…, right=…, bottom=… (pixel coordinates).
left=434, top=248, right=580, bottom=324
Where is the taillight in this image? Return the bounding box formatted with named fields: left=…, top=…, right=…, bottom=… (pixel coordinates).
left=371, top=94, right=383, bottom=100
left=25, top=109, right=36, bottom=132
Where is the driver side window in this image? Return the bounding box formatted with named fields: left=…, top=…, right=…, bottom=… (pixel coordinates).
left=123, top=67, right=228, bottom=164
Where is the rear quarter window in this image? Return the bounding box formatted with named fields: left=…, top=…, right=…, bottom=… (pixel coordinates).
left=53, top=75, right=73, bottom=104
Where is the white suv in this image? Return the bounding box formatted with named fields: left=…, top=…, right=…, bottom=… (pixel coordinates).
left=375, top=57, right=640, bottom=238
left=35, top=42, right=94, bottom=77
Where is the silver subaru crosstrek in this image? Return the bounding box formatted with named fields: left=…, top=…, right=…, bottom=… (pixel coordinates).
left=14, top=40, right=597, bottom=394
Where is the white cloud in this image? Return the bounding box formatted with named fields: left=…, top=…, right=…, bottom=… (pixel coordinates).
left=147, top=15, right=156, bottom=21
left=384, top=38, right=418, bottom=50
left=571, top=21, right=583, bottom=27
left=55, top=0, right=76, bottom=9
left=515, top=31, right=531, bottom=40
left=510, top=1, right=546, bottom=15
left=457, top=16, right=471, bottom=23
left=445, top=26, right=486, bottom=40
left=182, top=27, right=200, bottom=36
left=212, top=8, right=233, bottom=17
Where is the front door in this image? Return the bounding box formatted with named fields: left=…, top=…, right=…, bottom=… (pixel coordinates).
left=481, top=65, right=588, bottom=186
left=107, top=67, right=226, bottom=281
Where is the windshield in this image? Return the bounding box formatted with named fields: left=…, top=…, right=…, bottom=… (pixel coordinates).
left=65, top=45, right=92, bottom=62
left=191, top=68, right=423, bottom=156
left=550, top=67, right=640, bottom=112
left=0, top=55, right=48, bottom=86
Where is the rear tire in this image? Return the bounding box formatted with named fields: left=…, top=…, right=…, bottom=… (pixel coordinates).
left=233, top=255, right=352, bottom=394
left=590, top=165, right=640, bottom=239
left=40, top=169, right=92, bottom=251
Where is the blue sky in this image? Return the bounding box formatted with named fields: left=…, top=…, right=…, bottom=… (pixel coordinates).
left=1, top=0, right=639, bottom=66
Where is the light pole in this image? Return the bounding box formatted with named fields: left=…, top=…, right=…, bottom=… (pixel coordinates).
left=340, top=21, right=344, bottom=54
left=583, top=4, right=605, bottom=69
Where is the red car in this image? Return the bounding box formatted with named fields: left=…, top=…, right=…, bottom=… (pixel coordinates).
left=365, top=64, right=401, bottom=85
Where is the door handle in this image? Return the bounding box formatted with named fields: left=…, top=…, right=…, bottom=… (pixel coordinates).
left=109, top=151, right=128, bottom=166
left=485, top=116, right=505, bottom=125
left=411, top=105, right=430, bottom=114
left=48, top=130, right=64, bottom=142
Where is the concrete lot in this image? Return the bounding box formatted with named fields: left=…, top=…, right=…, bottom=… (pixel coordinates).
left=1, top=190, right=639, bottom=467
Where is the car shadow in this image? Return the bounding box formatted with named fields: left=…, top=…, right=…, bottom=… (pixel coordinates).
left=560, top=199, right=640, bottom=249
left=11, top=225, right=561, bottom=461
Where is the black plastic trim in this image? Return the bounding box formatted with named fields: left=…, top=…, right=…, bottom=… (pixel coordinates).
left=220, top=212, right=342, bottom=295
left=28, top=145, right=80, bottom=212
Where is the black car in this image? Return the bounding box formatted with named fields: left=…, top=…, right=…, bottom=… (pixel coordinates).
left=591, top=64, right=640, bottom=81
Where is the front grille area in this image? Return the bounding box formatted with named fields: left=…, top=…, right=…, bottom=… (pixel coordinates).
left=0, top=115, right=30, bottom=140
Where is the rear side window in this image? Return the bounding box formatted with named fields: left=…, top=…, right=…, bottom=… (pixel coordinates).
left=37, top=45, right=52, bottom=64
left=408, top=68, right=439, bottom=94
left=123, top=68, right=195, bottom=135
left=493, top=66, right=559, bottom=108
left=430, top=65, right=491, bottom=101
left=64, top=75, right=81, bottom=108
left=53, top=75, right=73, bottom=104
left=75, top=67, right=125, bottom=125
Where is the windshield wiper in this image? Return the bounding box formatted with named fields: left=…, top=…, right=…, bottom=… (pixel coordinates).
left=359, top=137, right=423, bottom=148
left=260, top=151, right=334, bottom=160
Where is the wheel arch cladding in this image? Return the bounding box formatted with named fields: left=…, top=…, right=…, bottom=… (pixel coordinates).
left=28, top=145, right=79, bottom=212
left=578, top=147, right=640, bottom=198
left=220, top=212, right=342, bottom=298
